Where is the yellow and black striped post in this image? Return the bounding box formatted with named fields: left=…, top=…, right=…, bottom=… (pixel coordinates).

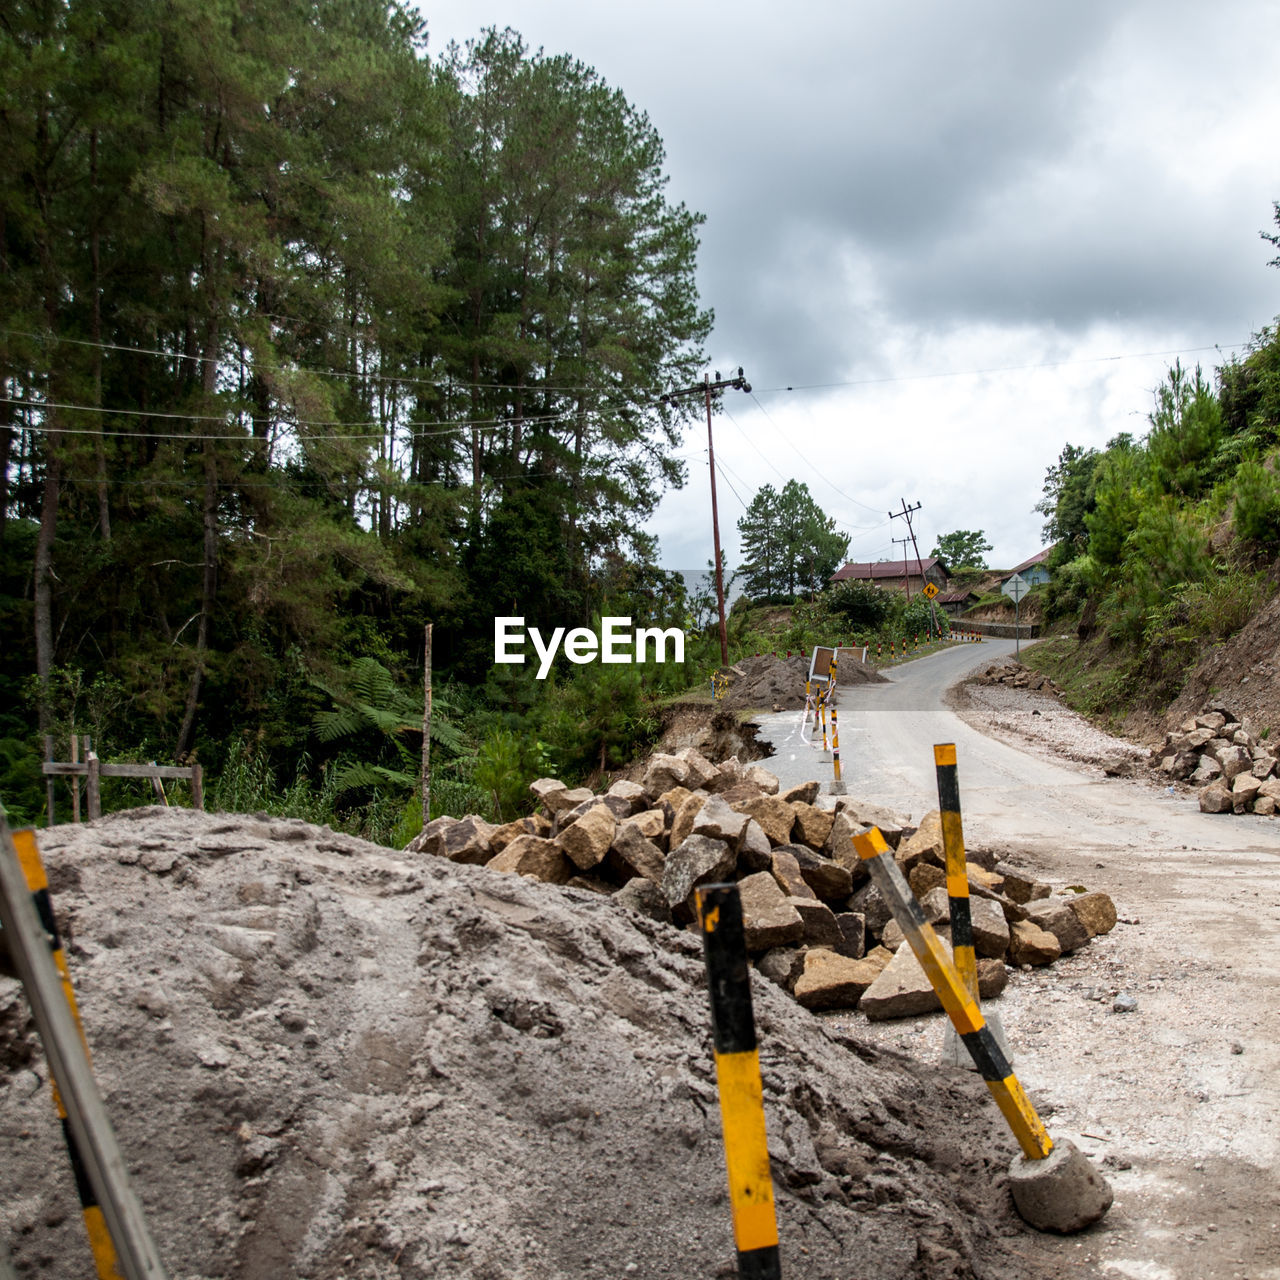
left=11, top=829, right=127, bottom=1279
left=933, top=744, right=978, bottom=1001
left=851, top=829, right=1053, bottom=1162
left=696, top=884, right=782, bottom=1279
left=831, top=707, right=841, bottom=783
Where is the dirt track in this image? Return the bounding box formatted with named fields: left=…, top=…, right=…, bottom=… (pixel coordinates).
left=756, top=640, right=1280, bottom=1280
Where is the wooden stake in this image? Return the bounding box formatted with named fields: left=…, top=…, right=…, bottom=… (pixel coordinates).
left=422, top=622, right=433, bottom=827
left=70, top=734, right=81, bottom=823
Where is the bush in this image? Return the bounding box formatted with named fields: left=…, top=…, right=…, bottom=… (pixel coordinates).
left=1233, top=458, right=1280, bottom=549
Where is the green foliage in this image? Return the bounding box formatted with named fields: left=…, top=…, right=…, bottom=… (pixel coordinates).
left=826, top=579, right=894, bottom=629
left=737, top=480, right=849, bottom=599
left=1232, top=458, right=1280, bottom=549
left=929, top=530, right=992, bottom=571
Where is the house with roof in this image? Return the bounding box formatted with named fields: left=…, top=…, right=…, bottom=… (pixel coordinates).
left=831, top=556, right=951, bottom=596
left=1001, top=547, right=1055, bottom=590
left=936, top=588, right=981, bottom=616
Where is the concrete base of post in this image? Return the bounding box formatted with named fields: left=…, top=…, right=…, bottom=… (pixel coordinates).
left=941, top=1009, right=1011, bottom=1070
left=828, top=780, right=847, bottom=795
left=1007, top=1138, right=1113, bottom=1233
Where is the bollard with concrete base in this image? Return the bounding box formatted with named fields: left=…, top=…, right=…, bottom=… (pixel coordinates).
left=933, top=743, right=1012, bottom=1070
left=851, top=826, right=1113, bottom=1235
left=1007, top=1138, right=1114, bottom=1233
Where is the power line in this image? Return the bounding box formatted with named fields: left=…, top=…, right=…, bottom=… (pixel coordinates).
left=751, top=341, right=1251, bottom=393
left=0, top=327, right=606, bottom=397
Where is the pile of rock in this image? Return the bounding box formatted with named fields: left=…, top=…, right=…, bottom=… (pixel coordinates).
left=408, top=747, right=1117, bottom=1020
left=1155, top=705, right=1280, bottom=816
left=973, top=660, right=1061, bottom=694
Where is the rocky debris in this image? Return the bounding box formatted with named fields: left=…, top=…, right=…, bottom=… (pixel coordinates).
left=710, top=651, right=888, bottom=712
left=860, top=943, right=1010, bottom=1020
left=975, top=660, right=1061, bottom=695
left=409, top=755, right=1118, bottom=1023
left=1155, top=703, right=1279, bottom=815
left=0, top=806, right=1050, bottom=1280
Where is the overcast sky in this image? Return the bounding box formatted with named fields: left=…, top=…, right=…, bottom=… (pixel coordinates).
left=420, top=0, right=1280, bottom=571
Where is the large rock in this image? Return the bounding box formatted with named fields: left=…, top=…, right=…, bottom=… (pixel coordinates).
left=908, top=862, right=946, bottom=899
left=1024, top=900, right=1089, bottom=954
left=1198, top=779, right=1233, bottom=813
left=487, top=835, right=574, bottom=884
left=608, top=821, right=666, bottom=885
left=1259, top=777, right=1280, bottom=802
left=692, top=795, right=750, bottom=847
left=428, top=814, right=497, bottom=866
left=557, top=793, right=632, bottom=830
left=860, top=942, right=1006, bottom=1020
left=556, top=804, right=616, bottom=871
left=785, top=844, right=854, bottom=901
left=642, top=754, right=690, bottom=798
left=792, top=803, right=835, bottom=850
left=405, top=814, right=457, bottom=856
left=742, top=765, right=781, bottom=795
left=1251, top=755, right=1278, bottom=781
left=737, top=796, right=797, bottom=846
left=839, top=801, right=909, bottom=848
left=1189, top=758, right=1223, bottom=787
left=1195, top=711, right=1227, bottom=732
left=793, top=948, right=887, bottom=1011
left=529, top=777, right=570, bottom=811
left=896, top=810, right=945, bottom=872
left=779, top=781, right=820, bottom=805
left=668, top=794, right=706, bottom=852
left=628, top=808, right=667, bottom=844
left=612, top=877, right=673, bottom=924
left=662, top=835, right=736, bottom=910
left=673, top=747, right=719, bottom=790
left=846, top=882, right=893, bottom=938
left=738, top=820, right=773, bottom=874
left=823, top=811, right=862, bottom=867
left=1065, top=891, right=1117, bottom=938
left=770, top=848, right=817, bottom=900
left=737, top=872, right=805, bottom=950
left=605, top=779, right=648, bottom=813
left=995, top=864, right=1052, bottom=905
left=834, top=911, right=866, bottom=959
left=790, top=897, right=843, bottom=948
left=1215, top=744, right=1253, bottom=782
left=1009, top=920, right=1061, bottom=966
left=755, top=946, right=806, bottom=992
left=1232, top=773, right=1262, bottom=813
left=489, top=815, right=551, bottom=856
left=970, top=895, right=1011, bottom=958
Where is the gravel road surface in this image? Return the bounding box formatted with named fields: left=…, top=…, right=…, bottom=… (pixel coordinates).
left=756, top=640, right=1280, bottom=1280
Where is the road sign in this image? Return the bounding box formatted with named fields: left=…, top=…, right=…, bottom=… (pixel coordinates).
left=922, top=581, right=939, bottom=600
left=1001, top=573, right=1030, bottom=603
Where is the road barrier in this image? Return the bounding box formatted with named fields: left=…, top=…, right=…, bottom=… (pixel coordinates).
left=850, top=827, right=1054, bottom=1162
left=696, top=883, right=782, bottom=1279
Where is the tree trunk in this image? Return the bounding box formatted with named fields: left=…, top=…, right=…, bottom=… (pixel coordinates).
left=33, top=423, right=61, bottom=734
left=174, top=322, right=220, bottom=760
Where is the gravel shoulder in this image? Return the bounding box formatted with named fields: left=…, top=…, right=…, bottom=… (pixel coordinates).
left=823, top=662, right=1280, bottom=1280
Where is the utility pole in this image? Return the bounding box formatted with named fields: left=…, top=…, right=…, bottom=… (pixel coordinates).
left=892, top=535, right=912, bottom=596
left=889, top=497, right=941, bottom=632
left=661, top=368, right=751, bottom=667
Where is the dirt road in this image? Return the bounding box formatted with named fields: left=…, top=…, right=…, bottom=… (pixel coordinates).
left=756, top=641, right=1280, bottom=1280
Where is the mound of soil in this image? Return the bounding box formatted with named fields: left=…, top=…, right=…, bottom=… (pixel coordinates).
left=2, top=808, right=1043, bottom=1279
left=719, top=654, right=886, bottom=712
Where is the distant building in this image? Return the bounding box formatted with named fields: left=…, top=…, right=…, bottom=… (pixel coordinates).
left=936, top=588, right=980, bottom=616
left=1001, top=547, right=1055, bottom=590
left=831, top=557, right=951, bottom=596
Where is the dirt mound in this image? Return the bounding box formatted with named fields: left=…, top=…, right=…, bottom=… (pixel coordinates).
left=719, top=653, right=886, bottom=711
left=1, top=808, right=1045, bottom=1279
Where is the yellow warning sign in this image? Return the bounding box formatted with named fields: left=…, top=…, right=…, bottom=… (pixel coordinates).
left=922, top=582, right=939, bottom=599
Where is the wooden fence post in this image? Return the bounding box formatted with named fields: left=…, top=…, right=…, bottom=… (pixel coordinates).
left=191, top=763, right=204, bottom=812
left=86, top=753, right=102, bottom=822
left=422, top=622, right=433, bottom=827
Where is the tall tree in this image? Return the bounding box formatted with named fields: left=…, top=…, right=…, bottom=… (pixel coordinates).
left=929, top=530, right=992, bottom=571
left=739, top=480, right=848, bottom=598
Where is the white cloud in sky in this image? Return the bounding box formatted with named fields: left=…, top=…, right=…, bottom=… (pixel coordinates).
left=419, top=0, right=1280, bottom=569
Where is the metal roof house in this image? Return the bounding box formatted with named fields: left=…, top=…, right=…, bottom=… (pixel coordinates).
left=831, top=557, right=951, bottom=596
left=1001, top=547, right=1055, bottom=590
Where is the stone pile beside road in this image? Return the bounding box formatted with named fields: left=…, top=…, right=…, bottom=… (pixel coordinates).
left=1155, top=705, right=1280, bottom=816
left=408, top=747, right=1117, bottom=1020
left=973, top=660, right=1062, bottom=695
